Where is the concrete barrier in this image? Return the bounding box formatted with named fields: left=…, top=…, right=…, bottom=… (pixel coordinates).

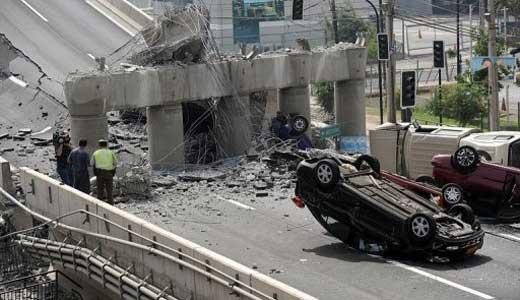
left=95, top=0, right=153, bottom=31
left=18, top=167, right=318, bottom=300
left=0, top=156, right=15, bottom=198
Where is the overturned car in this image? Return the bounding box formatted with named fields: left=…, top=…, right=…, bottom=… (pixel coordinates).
left=293, top=157, right=484, bottom=257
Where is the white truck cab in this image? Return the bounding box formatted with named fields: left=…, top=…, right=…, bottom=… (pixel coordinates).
left=460, top=131, right=520, bottom=167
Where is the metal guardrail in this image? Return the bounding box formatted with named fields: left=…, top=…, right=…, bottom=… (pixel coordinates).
left=0, top=270, right=82, bottom=300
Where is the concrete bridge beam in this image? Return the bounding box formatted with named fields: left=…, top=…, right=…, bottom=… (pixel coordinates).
left=334, top=79, right=366, bottom=136
left=146, top=104, right=185, bottom=170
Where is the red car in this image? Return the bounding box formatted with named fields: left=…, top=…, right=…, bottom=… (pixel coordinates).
left=432, top=146, right=520, bottom=220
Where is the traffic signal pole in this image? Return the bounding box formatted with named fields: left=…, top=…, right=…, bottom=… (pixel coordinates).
left=383, top=0, right=396, bottom=123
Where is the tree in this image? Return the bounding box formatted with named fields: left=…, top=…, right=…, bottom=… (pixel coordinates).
left=427, top=80, right=487, bottom=127
left=317, top=5, right=378, bottom=112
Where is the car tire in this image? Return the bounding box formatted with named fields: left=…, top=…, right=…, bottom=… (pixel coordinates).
left=291, top=115, right=309, bottom=134
left=448, top=203, right=475, bottom=225
left=451, top=146, right=479, bottom=172
left=313, top=159, right=340, bottom=191
left=353, top=155, right=381, bottom=177
left=407, top=213, right=436, bottom=245
left=415, top=175, right=437, bottom=186
left=441, top=183, right=464, bottom=207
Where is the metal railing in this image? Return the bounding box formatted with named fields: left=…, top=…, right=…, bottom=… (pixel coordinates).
left=0, top=270, right=82, bottom=300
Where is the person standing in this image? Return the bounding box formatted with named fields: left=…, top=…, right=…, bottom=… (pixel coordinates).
left=91, top=139, right=117, bottom=205
left=68, top=139, right=91, bottom=194
left=54, top=133, right=72, bottom=185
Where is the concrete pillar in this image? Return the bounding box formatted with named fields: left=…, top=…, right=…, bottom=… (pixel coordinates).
left=0, top=156, right=15, bottom=197
left=70, top=115, right=108, bottom=154
left=278, top=85, right=311, bottom=121
left=216, top=96, right=252, bottom=157
left=146, top=104, right=185, bottom=170
left=334, top=79, right=366, bottom=136
left=69, top=98, right=108, bottom=154
left=0, top=41, right=17, bottom=76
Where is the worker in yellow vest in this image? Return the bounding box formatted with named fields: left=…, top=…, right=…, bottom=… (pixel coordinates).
left=91, top=139, right=117, bottom=205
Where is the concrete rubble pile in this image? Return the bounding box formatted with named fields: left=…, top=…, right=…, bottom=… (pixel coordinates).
left=128, top=5, right=210, bottom=66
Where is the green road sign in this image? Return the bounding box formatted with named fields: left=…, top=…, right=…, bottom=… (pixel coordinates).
left=319, top=125, right=341, bottom=139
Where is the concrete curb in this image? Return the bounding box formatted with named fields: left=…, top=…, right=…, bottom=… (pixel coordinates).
left=86, top=0, right=153, bottom=36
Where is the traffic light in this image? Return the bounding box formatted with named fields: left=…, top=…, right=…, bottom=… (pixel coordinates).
left=433, top=40, right=445, bottom=68
left=292, top=0, right=303, bottom=20
left=401, top=71, right=416, bottom=109
left=377, top=33, right=389, bottom=60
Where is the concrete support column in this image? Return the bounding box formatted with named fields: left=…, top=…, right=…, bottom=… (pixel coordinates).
left=146, top=104, right=185, bottom=170
left=70, top=115, right=108, bottom=153
left=278, top=85, right=311, bottom=124
left=69, top=97, right=108, bottom=154
left=216, top=95, right=252, bottom=157
left=334, top=79, right=366, bottom=136
left=0, top=156, right=15, bottom=196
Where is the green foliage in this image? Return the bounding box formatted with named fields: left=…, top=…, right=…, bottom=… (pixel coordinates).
left=314, top=82, right=334, bottom=113
left=333, top=5, right=378, bottom=59
left=426, top=81, right=487, bottom=126
left=472, top=29, right=507, bottom=57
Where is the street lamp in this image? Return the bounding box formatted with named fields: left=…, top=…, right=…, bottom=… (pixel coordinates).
left=363, top=0, right=384, bottom=124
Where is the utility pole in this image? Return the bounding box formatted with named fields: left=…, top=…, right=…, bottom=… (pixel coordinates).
left=456, top=0, right=461, bottom=76
left=383, top=0, right=396, bottom=123
left=488, top=0, right=500, bottom=131
left=330, top=0, right=339, bottom=44
left=469, top=4, right=474, bottom=65
left=504, top=7, right=508, bottom=48
left=479, top=0, right=486, bottom=31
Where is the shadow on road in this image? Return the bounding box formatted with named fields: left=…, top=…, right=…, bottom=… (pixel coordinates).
left=304, top=240, right=493, bottom=269
left=302, top=242, right=386, bottom=264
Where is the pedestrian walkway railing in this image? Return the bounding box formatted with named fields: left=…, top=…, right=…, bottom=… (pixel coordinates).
left=0, top=270, right=82, bottom=300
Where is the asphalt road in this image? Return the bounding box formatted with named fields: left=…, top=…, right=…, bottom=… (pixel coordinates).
left=0, top=0, right=131, bottom=169
left=119, top=175, right=520, bottom=300
left=0, top=0, right=130, bottom=84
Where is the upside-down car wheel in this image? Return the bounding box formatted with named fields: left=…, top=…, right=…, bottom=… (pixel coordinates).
left=448, top=203, right=476, bottom=225
left=291, top=115, right=309, bottom=134
left=407, top=213, right=436, bottom=246
left=313, top=159, right=340, bottom=191
left=452, top=146, right=479, bottom=172
left=442, top=183, right=464, bottom=207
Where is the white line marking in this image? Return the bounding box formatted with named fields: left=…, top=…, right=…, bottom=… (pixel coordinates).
left=388, top=259, right=495, bottom=299
left=19, top=0, right=48, bottom=22
left=216, top=195, right=255, bottom=211
left=87, top=53, right=96, bottom=60
left=499, top=233, right=520, bottom=242
left=85, top=0, right=135, bottom=36
left=8, top=76, right=28, bottom=88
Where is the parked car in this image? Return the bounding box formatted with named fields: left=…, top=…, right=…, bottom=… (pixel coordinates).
left=293, top=156, right=484, bottom=257
left=432, top=146, right=520, bottom=220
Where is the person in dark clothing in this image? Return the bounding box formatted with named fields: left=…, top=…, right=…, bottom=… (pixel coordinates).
left=54, top=134, right=72, bottom=185
left=68, top=139, right=91, bottom=194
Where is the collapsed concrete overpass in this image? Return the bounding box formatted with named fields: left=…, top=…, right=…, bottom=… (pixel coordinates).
left=65, top=44, right=367, bottom=170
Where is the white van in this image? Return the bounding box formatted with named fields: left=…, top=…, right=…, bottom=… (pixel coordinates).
left=369, top=122, right=479, bottom=179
